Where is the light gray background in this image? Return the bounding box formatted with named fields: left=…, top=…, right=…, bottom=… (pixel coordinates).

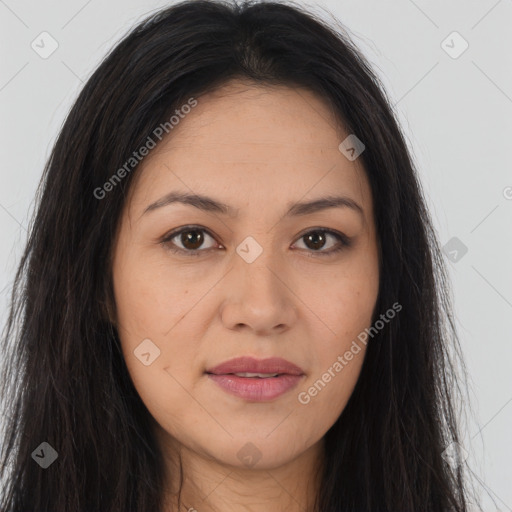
left=1, top=0, right=511, bottom=509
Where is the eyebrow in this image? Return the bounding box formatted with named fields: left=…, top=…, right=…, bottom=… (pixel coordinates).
left=142, top=191, right=364, bottom=219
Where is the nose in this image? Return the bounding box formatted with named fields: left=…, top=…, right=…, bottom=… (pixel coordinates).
left=219, top=243, right=298, bottom=336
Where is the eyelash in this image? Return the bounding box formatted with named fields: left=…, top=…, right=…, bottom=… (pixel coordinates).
left=159, top=225, right=351, bottom=258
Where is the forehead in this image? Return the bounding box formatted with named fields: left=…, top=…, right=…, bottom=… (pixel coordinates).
left=150, top=81, right=346, bottom=161
left=127, top=80, right=372, bottom=219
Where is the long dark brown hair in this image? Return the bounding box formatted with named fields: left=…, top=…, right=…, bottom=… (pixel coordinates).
left=0, top=0, right=480, bottom=510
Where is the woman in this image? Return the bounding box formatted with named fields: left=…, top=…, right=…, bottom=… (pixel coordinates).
left=0, top=0, right=479, bottom=510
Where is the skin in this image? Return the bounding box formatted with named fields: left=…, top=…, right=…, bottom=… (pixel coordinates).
left=111, top=80, right=380, bottom=512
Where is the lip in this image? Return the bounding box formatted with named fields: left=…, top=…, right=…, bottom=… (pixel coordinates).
left=206, top=356, right=305, bottom=402
left=206, top=356, right=304, bottom=376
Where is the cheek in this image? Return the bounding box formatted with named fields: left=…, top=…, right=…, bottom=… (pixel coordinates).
left=294, top=346, right=366, bottom=445
left=112, top=253, right=208, bottom=405
left=112, top=250, right=197, bottom=337
left=309, top=264, right=379, bottom=342
left=294, top=263, right=377, bottom=428
left=296, top=292, right=372, bottom=436
left=113, top=269, right=193, bottom=374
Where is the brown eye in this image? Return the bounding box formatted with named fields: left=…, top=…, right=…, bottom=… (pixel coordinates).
left=292, top=229, right=351, bottom=256
left=161, top=226, right=219, bottom=256
left=161, top=226, right=350, bottom=258
left=179, top=229, right=205, bottom=250
left=303, top=231, right=328, bottom=250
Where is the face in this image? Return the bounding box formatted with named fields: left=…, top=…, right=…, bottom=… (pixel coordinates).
left=111, top=80, right=380, bottom=473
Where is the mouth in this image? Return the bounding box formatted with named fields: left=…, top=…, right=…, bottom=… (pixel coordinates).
left=205, top=356, right=305, bottom=401
left=206, top=356, right=304, bottom=376
left=222, top=372, right=281, bottom=378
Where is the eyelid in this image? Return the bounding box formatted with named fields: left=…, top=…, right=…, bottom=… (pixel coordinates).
left=291, top=227, right=351, bottom=257
left=160, top=225, right=221, bottom=256
left=160, top=225, right=351, bottom=257
left=293, top=226, right=351, bottom=246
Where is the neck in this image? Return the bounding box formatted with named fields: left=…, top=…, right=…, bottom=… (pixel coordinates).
left=157, top=427, right=324, bottom=512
